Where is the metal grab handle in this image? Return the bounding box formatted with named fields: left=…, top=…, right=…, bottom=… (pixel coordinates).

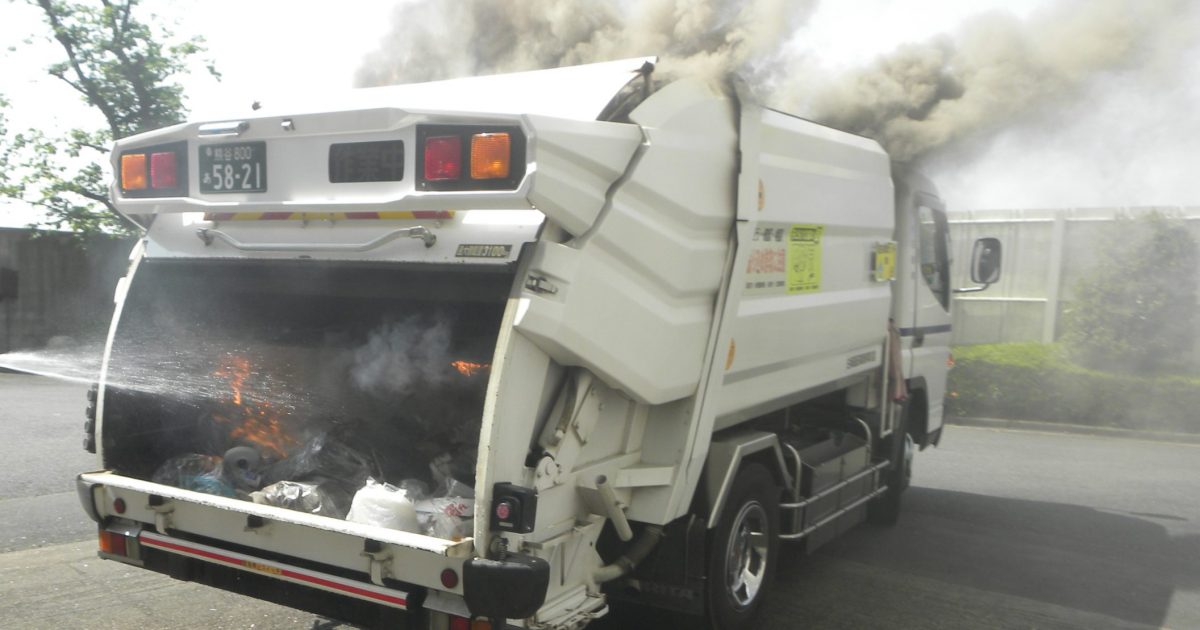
left=196, top=225, right=436, bottom=251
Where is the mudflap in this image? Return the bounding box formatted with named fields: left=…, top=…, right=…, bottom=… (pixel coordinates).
left=602, top=514, right=708, bottom=616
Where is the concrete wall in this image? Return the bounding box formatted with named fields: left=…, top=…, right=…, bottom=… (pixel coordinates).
left=0, top=229, right=135, bottom=353
left=948, top=207, right=1200, bottom=363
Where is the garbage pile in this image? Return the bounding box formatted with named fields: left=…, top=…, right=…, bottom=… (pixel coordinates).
left=151, top=433, right=475, bottom=541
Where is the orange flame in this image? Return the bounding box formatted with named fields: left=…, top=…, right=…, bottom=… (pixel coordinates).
left=212, top=355, right=297, bottom=459
left=213, top=355, right=250, bottom=406
left=450, top=360, right=490, bottom=377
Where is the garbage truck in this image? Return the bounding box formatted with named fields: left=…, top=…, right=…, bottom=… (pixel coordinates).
left=77, top=57, right=1001, bottom=629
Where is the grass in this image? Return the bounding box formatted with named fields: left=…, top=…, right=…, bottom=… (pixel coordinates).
left=947, top=343, right=1200, bottom=434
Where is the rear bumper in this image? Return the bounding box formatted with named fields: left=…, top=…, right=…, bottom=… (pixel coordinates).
left=76, top=470, right=473, bottom=601
left=140, top=530, right=413, bottom=609
left=78, top=471, right=441, bottom=625
left=77, top=473, right=103, bottom=524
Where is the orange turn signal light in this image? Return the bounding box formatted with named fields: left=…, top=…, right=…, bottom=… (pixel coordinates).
left=470, top=133, right=510, bottom=180
left=121, top=153, right=148, bottom=191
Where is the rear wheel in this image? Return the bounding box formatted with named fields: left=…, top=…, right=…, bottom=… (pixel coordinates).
left=707, top=463, right=779, bottom=630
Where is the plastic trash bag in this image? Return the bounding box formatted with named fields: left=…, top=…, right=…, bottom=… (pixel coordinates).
left=429, top=454, right=475, bottom=499
left=251, top=480, right=343, bottom=518
left=262, top=432, right=372, bottom=491
left=346, top=478, right=420, bottom=533
left=415, top=495, right=474, bottom=541
left=434, top=477, right=475, bottom=500
left=152, top=454, right=235, bottom=497
left=397, top=478, right=430, bottom=502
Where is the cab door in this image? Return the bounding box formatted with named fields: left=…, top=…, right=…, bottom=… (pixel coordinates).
left=908, top=194, right=953, bottom=440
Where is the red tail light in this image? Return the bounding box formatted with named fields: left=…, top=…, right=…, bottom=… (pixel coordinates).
left=150, top=151, right=178, bottom=189
left=423, top=136, right=462, bottom=181
left=98, top=530, right=127, bottom=556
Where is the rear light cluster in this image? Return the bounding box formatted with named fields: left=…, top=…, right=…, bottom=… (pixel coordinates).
left=98, top=522, right=142, bottom=564
left=119, top=141, right=187, bottom=197
left=417, top=125, right=525, bottom=192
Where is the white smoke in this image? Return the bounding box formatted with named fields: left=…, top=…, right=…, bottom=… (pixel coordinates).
left=355, top=0, right=817, bottom=88
left=349, top=318, right=454, bottom=394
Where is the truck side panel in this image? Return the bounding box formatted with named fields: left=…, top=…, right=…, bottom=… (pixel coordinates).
left=715, top=109, right=894, bottom=426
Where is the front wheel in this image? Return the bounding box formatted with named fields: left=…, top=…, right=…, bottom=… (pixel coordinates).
left=707, top=463, right=779, bottom=630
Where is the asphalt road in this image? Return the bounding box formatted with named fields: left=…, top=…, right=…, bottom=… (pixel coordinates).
left=1, top=371, right=1198, bottom=629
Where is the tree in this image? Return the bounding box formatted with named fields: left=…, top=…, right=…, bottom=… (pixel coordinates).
left=0, top=0, right=216, bottom=234
left=1062, top=212, right=1199, bottom=374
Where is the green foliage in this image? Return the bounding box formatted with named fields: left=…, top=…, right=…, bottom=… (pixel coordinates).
left=1061, top=212, right=1199, bottom=374
left=948, top=343, right=1200, bottom=433
left=0, top=0, right=218, bottom=235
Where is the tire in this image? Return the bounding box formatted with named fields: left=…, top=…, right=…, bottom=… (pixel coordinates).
left=867, top=402, right=913, bottom=526
left=706, top=463, right=780, bottom=630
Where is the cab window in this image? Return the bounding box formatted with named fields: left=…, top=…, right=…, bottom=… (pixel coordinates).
left=917, top=205, right=951, bottom=310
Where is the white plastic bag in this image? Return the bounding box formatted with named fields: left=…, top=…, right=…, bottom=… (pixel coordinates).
left=415, top=496, right=474, bottom=541
left=345, top=478, right=420, bottom=533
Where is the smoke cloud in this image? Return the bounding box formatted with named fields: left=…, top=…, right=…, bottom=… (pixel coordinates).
left=355, top=0, right=817, bottom=89
left=349, top=317, right=454, bottom=395
left=798, top=0, right=1195, bottom=161
left=355, top=0, right=1199, bottom=204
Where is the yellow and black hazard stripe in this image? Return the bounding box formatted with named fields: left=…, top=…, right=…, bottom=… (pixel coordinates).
left=203, top=210, right=455, bottom=221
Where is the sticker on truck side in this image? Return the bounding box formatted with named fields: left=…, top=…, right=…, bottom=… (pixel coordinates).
left=786, top=225, right=823, bottom=294
left=744, top=223, right=823, bottom=296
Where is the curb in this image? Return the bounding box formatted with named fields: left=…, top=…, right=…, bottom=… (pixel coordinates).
left=946, top=416, right=1200, bottom=445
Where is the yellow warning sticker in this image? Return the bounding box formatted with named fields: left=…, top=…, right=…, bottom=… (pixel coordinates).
left=787, top=224, right=823, bottom=294
left=873, top=242, right=897, bottom=282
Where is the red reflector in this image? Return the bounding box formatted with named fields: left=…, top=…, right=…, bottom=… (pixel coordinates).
left=424, top=135, right=462, bottom=181
left=113, top=498, right=126, bottom=514
left=150, top=151, right=178, bottom=189
left=449, top=617, right=490, bottom=630
left=98, top=530, right=127, bottom=556
left=440, top=568, right=459, bottom=589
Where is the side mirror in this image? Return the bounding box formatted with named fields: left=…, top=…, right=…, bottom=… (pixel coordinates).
left=955, top=237, right=1001, bottom=293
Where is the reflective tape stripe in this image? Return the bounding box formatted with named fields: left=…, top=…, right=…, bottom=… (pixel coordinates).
left=203, top=211, right=454, bottom=221
left=140, top=531, right=408, bottom=609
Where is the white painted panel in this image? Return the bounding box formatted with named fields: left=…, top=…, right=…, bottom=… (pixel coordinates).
left=715, top=109, right=894, bottom=424
left=516, top=78, right=737, bottom=405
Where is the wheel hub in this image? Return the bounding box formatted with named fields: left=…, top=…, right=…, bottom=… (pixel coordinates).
left=725, top=501, right=769, bottom=609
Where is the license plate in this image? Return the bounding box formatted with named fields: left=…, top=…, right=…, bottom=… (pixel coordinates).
left=200, top=142, right=267, bottom=193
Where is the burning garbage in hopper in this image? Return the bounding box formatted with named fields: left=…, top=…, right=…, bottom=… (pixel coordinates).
left=143, top=341, right=489, bottom=539
left=103, top=263, right=505, bottom=542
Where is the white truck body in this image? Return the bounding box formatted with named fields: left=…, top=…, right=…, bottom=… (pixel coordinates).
left=79, top=58, right=988, bottom=629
